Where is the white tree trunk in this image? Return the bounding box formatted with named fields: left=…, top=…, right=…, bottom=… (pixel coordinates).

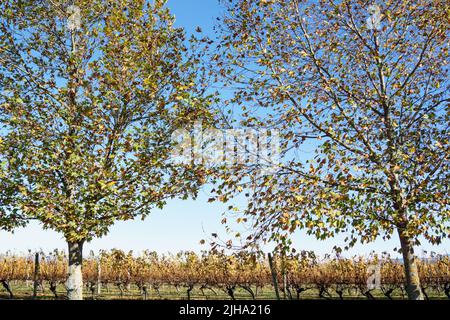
left=97, top=261, right=102, bottom=296
left=67, top=241, right=84, bottom=300
left=397, top=229, right=424, bottom=300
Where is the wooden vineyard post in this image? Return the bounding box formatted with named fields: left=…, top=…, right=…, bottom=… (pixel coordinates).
left=282, top=265, right=287, bottom=299
left=33, top=252, right=40, bottom=299
left=268, top=253, right=280, bottom=300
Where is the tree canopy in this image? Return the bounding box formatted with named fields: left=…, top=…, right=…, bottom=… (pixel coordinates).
left=0, top=0, right=212, bottom=299
left=210, top=0, right=449, bottom=299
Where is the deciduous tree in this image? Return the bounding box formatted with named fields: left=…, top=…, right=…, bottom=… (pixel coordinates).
left=211, top=0, right=449, bottom=300
left=0, top=0, right=211, bottom=299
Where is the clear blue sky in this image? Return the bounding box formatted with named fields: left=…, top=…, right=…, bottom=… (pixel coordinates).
left=0, top=0, right=448, bottom=258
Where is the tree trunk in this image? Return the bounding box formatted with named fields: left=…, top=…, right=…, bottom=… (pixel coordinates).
left=96, top=260, right=101, bottom=296
left=1, top=280, right=13, bottom=299
left=67, top=240, right=84, bottom=300
left=397, top=230, right=423, bottom=300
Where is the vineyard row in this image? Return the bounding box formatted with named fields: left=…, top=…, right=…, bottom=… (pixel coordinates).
left=1, top=250, right=449, bottom=300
